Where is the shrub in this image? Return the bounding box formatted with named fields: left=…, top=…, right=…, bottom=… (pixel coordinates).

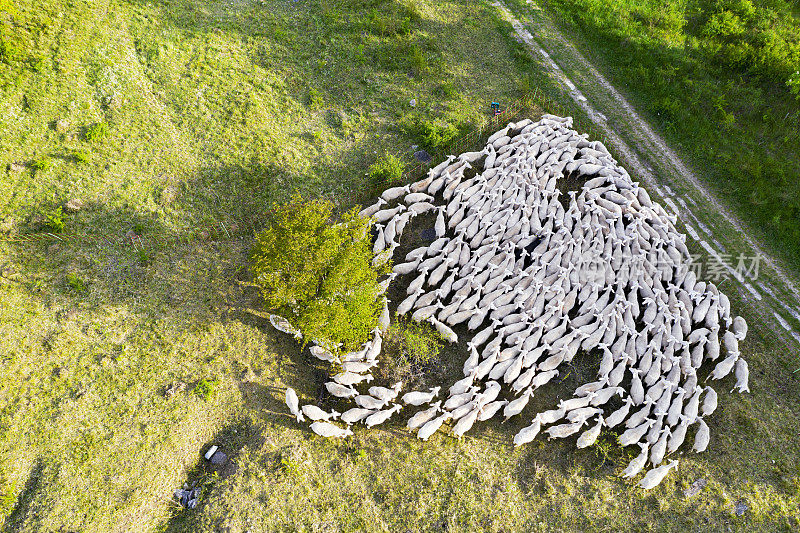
left=85, top=122, right=109, bottom=142
left=73, top=150, right=90, bottom=164
left=413, top=118, right=458, bottom=150
left=31, top=158, right=51, bottom=172
left=251, top=195, right=387, bottom=352
left=40, top=205, right=65, bottom=233
left=376, top=316, right=444, bottom=388
left=367, top=152, right=405, bottom=191
left=194, top=378, right=217, bottom=401
left=65, top=273, right=88, bottom=295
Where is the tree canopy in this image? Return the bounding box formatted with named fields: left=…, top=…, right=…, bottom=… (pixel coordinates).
left=251, top=195, right=387, bottom=352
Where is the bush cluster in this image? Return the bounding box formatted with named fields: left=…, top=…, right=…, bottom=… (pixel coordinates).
left=85, top=122, right=109, bottom=142
left=367, top=152, right=405, bottom=191
left=251, top=195, right=387, bottom=353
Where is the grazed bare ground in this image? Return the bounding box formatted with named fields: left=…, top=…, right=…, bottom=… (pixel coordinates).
left=492, top=0, right=800, bottom=352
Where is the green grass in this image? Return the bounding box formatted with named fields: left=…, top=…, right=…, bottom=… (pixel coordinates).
left=519, top=0, right=800, bottom=270
left=0, top=0, right=799, bottom=531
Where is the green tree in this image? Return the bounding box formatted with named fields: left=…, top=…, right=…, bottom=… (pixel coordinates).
left=251, top=195, right=387, bottom=353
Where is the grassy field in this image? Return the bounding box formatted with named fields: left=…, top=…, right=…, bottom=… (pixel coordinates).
left=514, top=0, right=800, bottom=271
left=0, top=0, right=799, bottom=532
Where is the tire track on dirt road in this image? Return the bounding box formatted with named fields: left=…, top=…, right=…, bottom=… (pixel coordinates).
left=492, top=0, right=800, bottom=350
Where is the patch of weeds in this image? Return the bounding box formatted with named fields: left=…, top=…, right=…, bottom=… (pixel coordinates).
left=72, top=150, right=90, bottom=164
left=30, top=157, right=52, bottom=172
left=408, top=118, right=459, bottom=150
left=136, top=248, right=151, bottom=266
left=65, top=272, right=88, bottom=295
left=517, top=73, right=537, bottom=94
left=0, top=479, right=15, bottom=517
left=306, top=87, right=323, bottom=109
left=325, top=108, right=345, bottom=129
left=0, top=35, right=20, bottom=64
left=28, top=56, right=46, bottom=72
left=406, top=42, right=429, bottom=77
left=511, top=41, right=535, bottom=70
left=367, top=152, right=405, bottom=192
left=433, top=81, right=457, bottom=99
left=279, top=454, right=302, bottom=478
left=194, top=378, right=218, bottom=401
left=376, top=315, right=444, bottom=388
left=364, top=2, right=419, bottom=37
left=592, top=430, right=633, bottom=469
left=374, top=40, right=433, bottom=77
left=84, top=122, right=110, bottom=143
left=38, top=205, right=65, bottom=233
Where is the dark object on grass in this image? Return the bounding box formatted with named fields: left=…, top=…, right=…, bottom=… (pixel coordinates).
left=735, top=500, right=747, bottom=516
left=175, top=485, right=199, bottom=509
left=413, top=149, right=432, bottom=164
left=210, top=451, right=228, bottom=465
left=419, top=227, right=436, bottom=242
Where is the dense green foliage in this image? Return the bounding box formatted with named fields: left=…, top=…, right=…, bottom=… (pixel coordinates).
left=400, top=115, right=462, bottom=150
left=251, top=195, right=386, bottom=352
left=539, top=0, right=800, bottom=264
left=84, top=121, right=109, bottom=143
left=367, top=151, right=406, bottom=191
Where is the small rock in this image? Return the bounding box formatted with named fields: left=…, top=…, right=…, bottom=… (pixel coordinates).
left=735, top=500, right=747, bottom=516
left=165, top=381, right=186, bottom=398
left=210, top=451, right=228, bottom=466
left=0, top=216, right=15, bottom=234
left=241, top=367, right=256, bottom=382
left=413, top=150, right=432, bottom=164
left=0, top=263, right=16, bottom=277
left=409, top=98, right=416, bottom=107
left=64, top=198, right=84, bottom=212
left=160, top=185, right=178, bottom=205
left=8, top=162, right=25, bottom=172
left=55, top=118, right=70, bottom=133
left=684, top=478, right=706, bottom=498
left=175, top=486, right=200, bottom=509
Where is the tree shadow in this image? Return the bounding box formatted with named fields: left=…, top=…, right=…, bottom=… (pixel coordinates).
left=3, top=457, right=61, bottom=533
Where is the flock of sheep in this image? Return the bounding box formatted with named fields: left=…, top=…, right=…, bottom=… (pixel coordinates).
left=277, top=114, right=750, bottom=490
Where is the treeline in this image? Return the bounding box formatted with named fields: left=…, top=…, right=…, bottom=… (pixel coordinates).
left=696, top=0, right=800, bottom=89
